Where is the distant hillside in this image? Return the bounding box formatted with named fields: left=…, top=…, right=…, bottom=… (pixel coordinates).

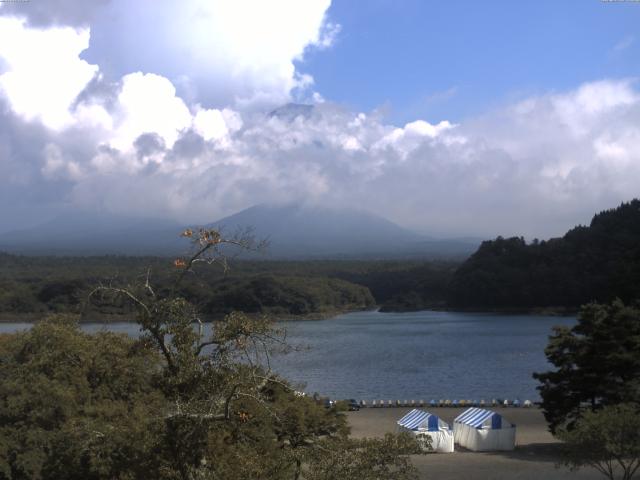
left=199, top=274, right=375, bottom=317
left=0, top=253, right=419, bottom=319
left=212, top=203, right=419, bottom=257
left=0, top=204, right=480, bottom=259
left=0, top=212, right=183, bottom=255
left=448, top=200, right=640, bottom=309
left=211, top=203, right=480, bottom=259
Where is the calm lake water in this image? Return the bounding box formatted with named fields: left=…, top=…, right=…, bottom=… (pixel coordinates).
left=0, top=310, right=575, bottom=401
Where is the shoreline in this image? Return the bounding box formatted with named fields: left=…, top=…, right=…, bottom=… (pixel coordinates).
left=379, top=305, right=578, bottom=316
left=0, top=306, right=376, bottom=324
left=0, top=304, right=577, bottom=323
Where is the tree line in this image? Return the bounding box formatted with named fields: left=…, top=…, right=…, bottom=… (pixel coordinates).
left=448, top=200, right=640, bottom=310
left=0, top=254, right=454, bottom=319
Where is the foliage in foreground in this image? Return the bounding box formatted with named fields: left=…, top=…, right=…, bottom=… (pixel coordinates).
left=0, top=315, right=164, bottom=480
left=0, top=228, right=424, bottom=480
left=304, top=433, right=423, bottom=480
left=534, top=299, right=640, bottom=433
left=557, top=404, right=640, bottom=480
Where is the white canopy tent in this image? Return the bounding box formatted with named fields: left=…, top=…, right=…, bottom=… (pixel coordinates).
left=453, top=407, right=516, bottom=451
left=397, top=409, right=454, bottom=453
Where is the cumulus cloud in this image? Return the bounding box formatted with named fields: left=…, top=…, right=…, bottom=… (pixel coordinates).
left=0, top=0, right=335, bottom=229
left=193, top=108, right=243, bottom=145
left=108, top=73, right=192, bottom=151
left=81, top=0, right=334, bottom=108
left=0, top=17, right=98, bottom=130
left=72, top=79, right=640, bottom=237
left=0, top=4, right=639, bottom=238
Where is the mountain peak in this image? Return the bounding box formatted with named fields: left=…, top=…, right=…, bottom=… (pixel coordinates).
left=210, top=203, right=423, bottom=258
left=267, top=103, right=314, bottom=122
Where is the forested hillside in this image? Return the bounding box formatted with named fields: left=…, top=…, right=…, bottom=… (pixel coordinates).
left=180, top=275, right=375, bottom=317
left=448, top=200, right=640, bottom=309
left=0, top=255, right=454, bottom=319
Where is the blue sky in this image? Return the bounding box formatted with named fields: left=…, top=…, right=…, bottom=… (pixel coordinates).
left=300, top=0, right=640, bottom=124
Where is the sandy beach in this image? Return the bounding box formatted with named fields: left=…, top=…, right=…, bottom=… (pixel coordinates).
left=347, top=407, right=601, bottom=480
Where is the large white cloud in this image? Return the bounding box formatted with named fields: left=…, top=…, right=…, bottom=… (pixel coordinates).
left=0, top=5, right=639, bottom=238
left=0, top=17, right=98, bottom=130
left=27, top=78, right=636, bottom=238
left=82, top=0, right=335, bottom=108
left=79, top=79, right=640, bottom=237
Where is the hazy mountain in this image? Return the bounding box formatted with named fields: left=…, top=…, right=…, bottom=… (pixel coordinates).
left=210, top=203, right=419, bottom=257
left=210, top=204, right=480, bottom=259
left=0, top=204, right=481, bottom=259
left=0, top=212, right=183, bottom=255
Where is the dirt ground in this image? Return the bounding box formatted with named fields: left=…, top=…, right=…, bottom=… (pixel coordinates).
left=346, top=407, right=602, bottom=480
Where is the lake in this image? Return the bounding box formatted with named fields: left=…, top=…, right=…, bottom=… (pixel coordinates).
left=0, top=310, right=574, bottom=402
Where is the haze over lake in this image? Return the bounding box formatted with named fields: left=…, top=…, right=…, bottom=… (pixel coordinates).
left=1, top=310, right=574, bottom=401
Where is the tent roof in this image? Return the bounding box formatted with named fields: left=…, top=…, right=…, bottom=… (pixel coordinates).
left=397, top=409, right=443, bottom=431
left=454, top=407, right=503, bottom=428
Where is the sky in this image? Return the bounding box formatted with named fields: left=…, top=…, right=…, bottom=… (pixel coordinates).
left=0, top=0, right=639, bottom=238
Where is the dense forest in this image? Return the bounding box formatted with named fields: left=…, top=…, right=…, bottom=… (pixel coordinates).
left=1, top=199, right=639, bottom=318
left=448, top=200, right=640, bottom=310
left=0, top=254, right=456, bottom=320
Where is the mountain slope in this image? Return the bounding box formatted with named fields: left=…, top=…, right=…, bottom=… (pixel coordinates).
left=448, top=199, right=640, bottom=309
left=0, top=204, right=480, bottom=259
left=210, top=203, right=425, bottom=258
left=0, top=212, right=183, bottom=255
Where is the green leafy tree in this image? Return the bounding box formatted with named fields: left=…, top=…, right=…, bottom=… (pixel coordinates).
left=1, top=227, right=424, bottom=480
left=304, top=433, right=423, bottom=480
left=557, top=404, right=640, bottom=480
left=266, top=383, right=349, bottom=479
left=0, top=314, right=165, bottom=480
left=533, top=300, right=640, bottom=433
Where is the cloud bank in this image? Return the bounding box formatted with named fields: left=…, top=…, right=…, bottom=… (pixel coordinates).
left=0, top=4, right=639, bottom=238
left=82, top=0, right=336, bottom=108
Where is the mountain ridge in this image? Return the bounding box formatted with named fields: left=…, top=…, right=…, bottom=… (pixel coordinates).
left=0, top=204, right=480, bottom=259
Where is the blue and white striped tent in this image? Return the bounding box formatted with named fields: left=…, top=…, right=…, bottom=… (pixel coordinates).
left=453, top=408, right=515, bottom=451
left=397, top=409, right=454, bottom=453
left=454, top=407, right=505, bottom=429
left=397, top=409, right=442, bottom=431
